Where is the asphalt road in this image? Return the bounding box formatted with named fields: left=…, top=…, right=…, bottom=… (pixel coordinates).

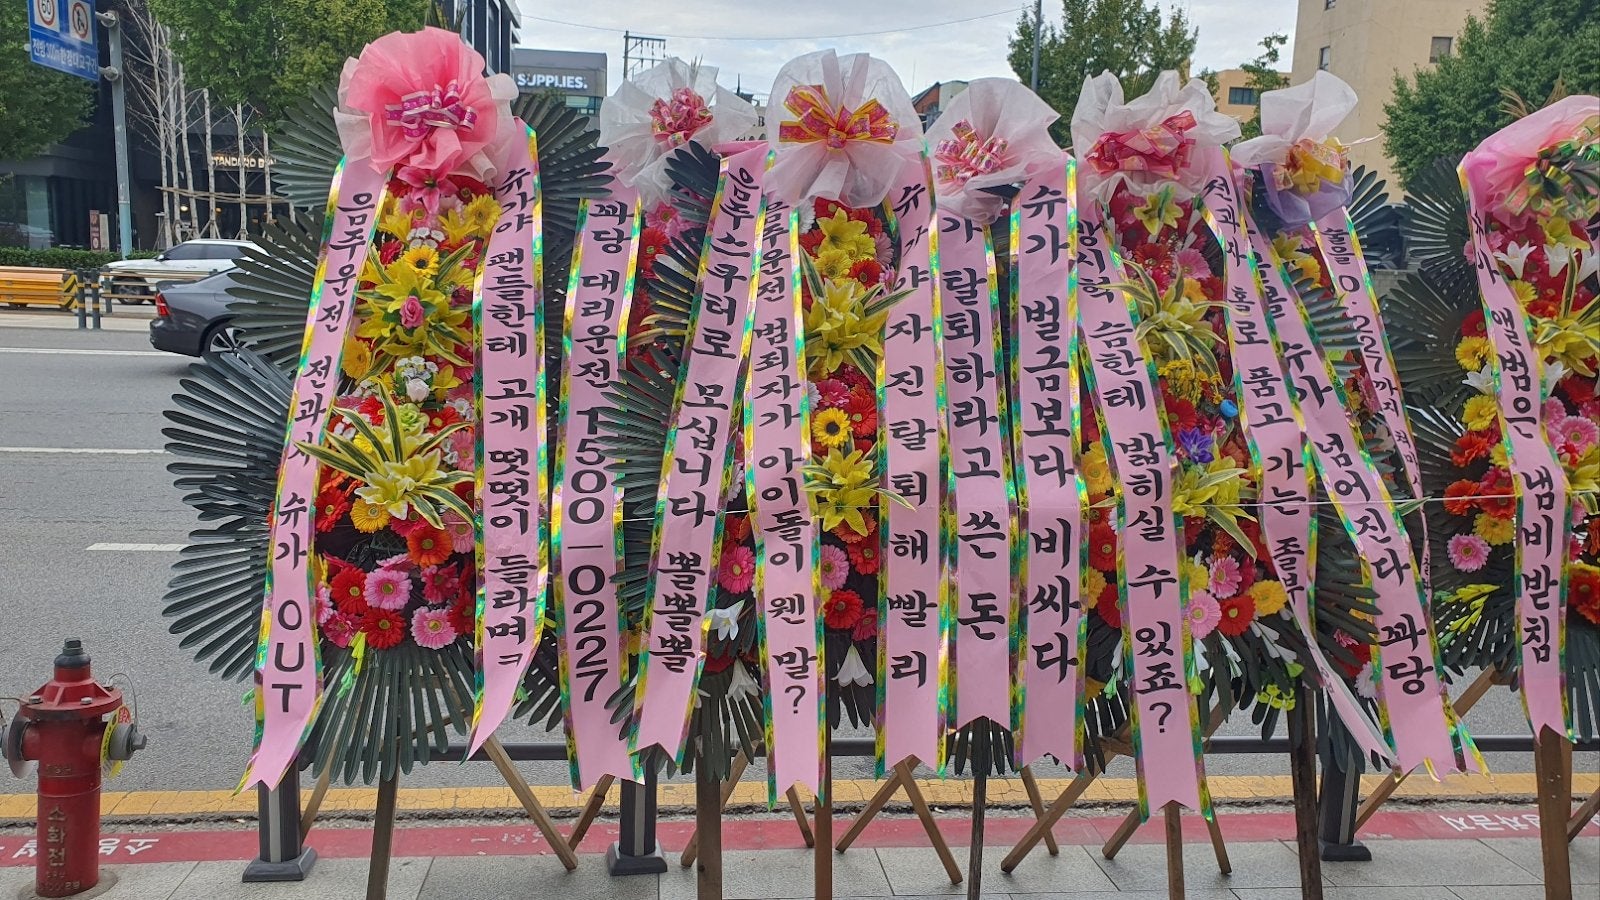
left=0, top=309, right=1584, bottom=795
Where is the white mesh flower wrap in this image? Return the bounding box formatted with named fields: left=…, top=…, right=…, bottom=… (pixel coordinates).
left=1070, top=70, right=1240, bottom=204
left=924, top=78, right=1062, bottom=224
left=598, top=57, right=758, bottom=204
left=1231, top=72, right=1360, bottom=226
left=766, top=49, right=922, bottom=208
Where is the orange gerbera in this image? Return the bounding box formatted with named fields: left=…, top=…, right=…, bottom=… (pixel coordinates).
left=407, top=524, right=453, bottom=567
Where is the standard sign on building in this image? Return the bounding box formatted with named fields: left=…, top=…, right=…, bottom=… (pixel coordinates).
left=29, top=0, right=98, bottom=82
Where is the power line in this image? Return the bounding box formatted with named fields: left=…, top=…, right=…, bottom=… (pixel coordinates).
left=519, top=8, right=1026, bottom=42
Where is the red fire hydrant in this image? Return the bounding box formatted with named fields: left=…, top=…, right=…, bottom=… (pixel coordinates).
left=2, top=639, right=144, bottom=898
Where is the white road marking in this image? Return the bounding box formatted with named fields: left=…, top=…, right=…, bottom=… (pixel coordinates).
left=86, top=543, right=186, bottom=552
left=0, top=347, right=168, bottom=357
left=0, top=447, right=165, bottom=455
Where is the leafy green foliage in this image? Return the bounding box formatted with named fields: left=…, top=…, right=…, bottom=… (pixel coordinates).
left=147, top=0, right=432, bottom=122
left=1007, top=0, right=1197, bottom=146
left=0, top=1, right=94, bottom=160
left=1383, top=0, right=1600, bottom=189
left=0, top=247, right=156, bottom=269
left=1234, top=33, right=1290, bottom=142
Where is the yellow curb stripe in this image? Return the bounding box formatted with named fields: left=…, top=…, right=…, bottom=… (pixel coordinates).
left=2, top=771, right=1593, bottom=821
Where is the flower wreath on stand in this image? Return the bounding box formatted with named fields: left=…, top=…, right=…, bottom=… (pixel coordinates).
left=1391, top=95, right=1600, bottom=735
left=160, top=25, right=610, bottom=785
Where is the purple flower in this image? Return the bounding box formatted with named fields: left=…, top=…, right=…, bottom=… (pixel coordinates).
left=1177, top=428, right=1214, bottom=463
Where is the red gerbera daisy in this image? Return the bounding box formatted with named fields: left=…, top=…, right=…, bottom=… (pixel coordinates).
left=1096, top=588, right=1122, bottom=629
left=847, top=540, right=881, bottom=575
left=638, top=226, right=668, bottom=279
left=1089, top=523, right=1117, bottom=571
left=427, top=406, right=461, bottom=431
left=330, top=568, right=369, bottom=616
left=361, top=607, right=407, bottom=650
left=448, top=596, right=476, bottom=637
left=1217, top=595, right=1255, bottom=637
left=315, top=484, right=351, bottom=533
left=833, top=514, right=877, bottom=545
left=1572, top=566, right=1600, bottom=626
left=1460, top=308, right=1486, bottom=338
left=407, top=524, right=453, bottom=567
left=1443, top=479, right=1481, bottom=516
left=823, top=589, right=865, bottom=630
left=1451, top=432, right=1494, bottom=467
left=844, top=387, right=877, bottom=438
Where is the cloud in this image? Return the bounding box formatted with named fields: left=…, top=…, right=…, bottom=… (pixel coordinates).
left=512, top=1, right=1296, bottom=100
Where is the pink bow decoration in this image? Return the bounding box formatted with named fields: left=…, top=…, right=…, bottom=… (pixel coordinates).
left=1086, top=110, right=1198, bottom=179
left=385, top=80, right=479, bottom=139
left=934, top=120, right=1010, bottom=187
left=778, top=84, right=898, bottom=150
left=649, top=87, right=714, bottom=148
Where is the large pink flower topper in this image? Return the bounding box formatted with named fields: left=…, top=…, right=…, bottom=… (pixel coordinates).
left=766, top=49, right=922, bottom=207
left=1070, top=70, right=1240, bottom=204
left=333, top=26, right=519, bottom=180
left=598, top=58, right=758, bottom=204
left=923, top=78, right=1063, bottom=223
left=1461, top=94, right=1600, bottom=217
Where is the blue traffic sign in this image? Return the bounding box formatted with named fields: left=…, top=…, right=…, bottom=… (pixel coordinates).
left=28, top=0, right=99, bottom=82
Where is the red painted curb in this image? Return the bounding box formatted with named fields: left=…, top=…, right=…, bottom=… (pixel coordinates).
left=2, top=807, right=1594, bottom=867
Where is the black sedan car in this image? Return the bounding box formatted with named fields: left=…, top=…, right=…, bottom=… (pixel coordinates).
left=148, top=270, right=243, bottom=357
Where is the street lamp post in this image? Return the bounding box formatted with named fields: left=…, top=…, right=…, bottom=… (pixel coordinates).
left=96, top=11, right=133, bottom=260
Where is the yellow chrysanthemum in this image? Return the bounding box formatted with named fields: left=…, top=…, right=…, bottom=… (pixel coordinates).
left=400, top=245, right=441, bottom=279
left=1455, top=336, right=1492, bottom=371
left=813, top=247, right=855, bottom=280
left=1083, top=443, right=1114, bottom=496
left=812, top=408, right=851, bottom=448
left=817, top=210, right=876, bottom=261
left=1491, top=442, right=1510, bottom=468
left=349, top=498, right=392, bottom=533
left=1509, top=280, right=1538, bottom=308
left=1473, top=512, right=1516, bottom=546
left=1182, top=556, right=1209, bottom=591
left=1159, top=358, right=1203, bottom=404
left=1083, top=567, right=1107, bottom=608
left=1462, top=394, right=1500, bottom=431
left=463, top=194, right=502, bottom=236
left=1248, top=579, right=1289, bottom=616
left=341, top=338, right=374, bottom=380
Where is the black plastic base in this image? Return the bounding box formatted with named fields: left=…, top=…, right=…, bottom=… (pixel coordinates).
left=242, top=847, right=318, bottom=883
left=1319, top=838, right=1372, bottom=862
left=605, top=841, right=667, bottom=876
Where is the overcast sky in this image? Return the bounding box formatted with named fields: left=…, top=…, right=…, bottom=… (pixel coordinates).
left=511, top=1, right=1299, bottom=100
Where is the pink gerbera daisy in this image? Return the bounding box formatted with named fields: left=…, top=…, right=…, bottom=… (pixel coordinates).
left=819, top=545, right=850, bottom=590
left=442, top=512, right=475, bottom=554
left=421, top=563, right=464, bottom=605
left=1187, top=590, right=1222, bottom=639
left=1447, top=534, right=1491, bottom=572
left=410, top=606, right=458, bottom=650
left=1208, top=557, right=1242, bottom=597
left=321, top=613, right=358, bottom=649
left=718, top=544, right=755, bottom=594
left=1554, top=415, right=1600, bottom=453
left=365, top=566, right=413, bottom=610
left=314, top=585, right=336, bottom=624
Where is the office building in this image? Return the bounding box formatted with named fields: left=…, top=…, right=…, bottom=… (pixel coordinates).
left=1212, top=68, right=1285, bottom=122
left=511, top=49, right=608, bottom=117
left=1290, top=0, right=1487, bottom=185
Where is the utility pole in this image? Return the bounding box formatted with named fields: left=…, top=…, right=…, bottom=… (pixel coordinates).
left=1030, top=0, right=1043, bottom=92
left=96, top=10, right=134, bottom=258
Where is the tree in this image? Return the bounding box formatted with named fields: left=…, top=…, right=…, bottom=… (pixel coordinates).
left=0, top=2, right=95, bottom=160
left=1383, top=0, right=1600, bottom=188
left=147, top=0, right=432, bottom=122
left=1007, top=0, right=1198, bottom=146
left=1235, top=33, right=1290, bottom=142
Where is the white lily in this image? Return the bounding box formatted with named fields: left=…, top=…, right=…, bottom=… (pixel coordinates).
left=1544, top=360, right=1570, bottom=394
left=835, top=645, right=874, bottom=687
left=1494, top=241, right=1536, bottom=280
left=1464, top=367, right=1497, bottom=394
left=727, top=659, right=760, bottom=701
left=709, top=601, right=744, bottom=641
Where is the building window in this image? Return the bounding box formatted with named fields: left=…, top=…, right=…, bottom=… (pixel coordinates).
left=1318, top=46, right=1332, bottom=70
left=1429, top=36, right=1453, bottom=63
left=1324, top=0, right=1335, bottom=8
left=1227, top=86, right=1259, bottom=106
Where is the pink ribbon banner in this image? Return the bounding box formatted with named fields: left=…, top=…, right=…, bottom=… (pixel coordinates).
left=939, top=211, right=1017, bottom=730
left=1195, top=151, right=1389, bottom=762
left=748, top=193, right=823, bottom=798
left=469, top=130, right=549, bottom=755
left=1077, top=204, right=1205, bottom=816
left=877, top=157, right=948, bottom=772
left=1313, top=209, right=1431, bottom=587
left=245, top=159, right=387, bottom=791
left=632, top=145, right=767, bottom=764
left=551, top=186, right=641, bottom=788
left=1253, top=228, right=1475, bottom=774
left=1010, top=156, right=1086, bottom=768
left=1460, top=166, right=1571, bottom=741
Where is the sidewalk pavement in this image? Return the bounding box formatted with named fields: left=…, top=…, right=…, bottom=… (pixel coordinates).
left=3, top=807, right=1596, bottom=899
